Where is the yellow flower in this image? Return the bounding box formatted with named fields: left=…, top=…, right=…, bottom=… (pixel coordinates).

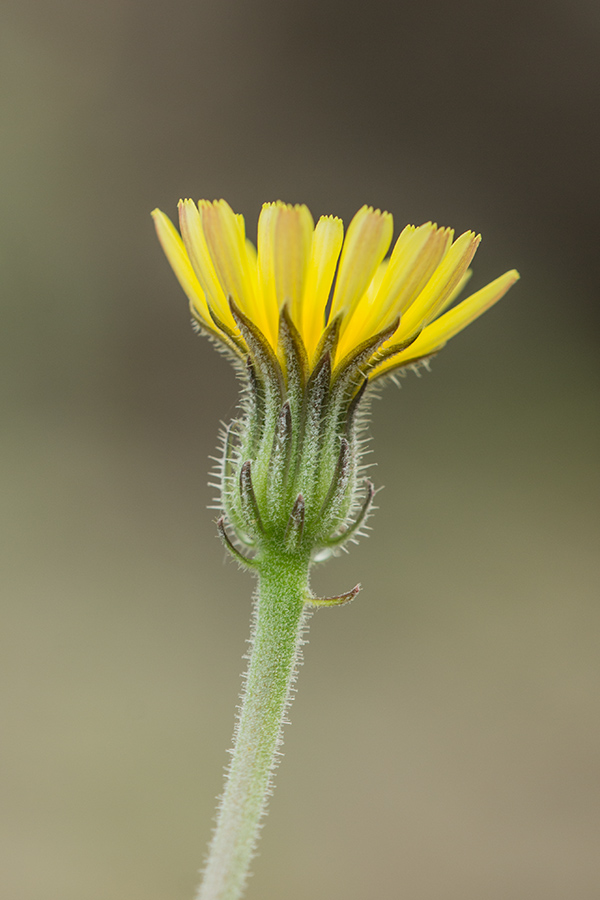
left=152, top=199, right=518, bottom=379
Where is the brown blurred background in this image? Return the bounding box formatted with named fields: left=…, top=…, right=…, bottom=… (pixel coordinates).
left=1, top=1, right=599, bottom=898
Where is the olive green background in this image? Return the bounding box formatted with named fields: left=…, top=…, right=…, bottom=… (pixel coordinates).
left=1, top=2, right=599, bottom=898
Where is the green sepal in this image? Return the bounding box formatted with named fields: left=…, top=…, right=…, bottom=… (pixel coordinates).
left=284, top=493, right=305, bottom=552
left=277, top=308, right=308, bottom=489
left=240, top=358, right=266, bottom=462
left=278, top=305, right=309, bottom=401
left=316, top=437, right=352, bottom=538
left=331, top=317, right=400, bottom=390
left=305, top=352, right=331, bottom=446
left=295, top=351, right=332, bottom=510
left=320, top=479, right=375, bottom=548
left=371, top=328, right=422, bottom=364
left=239, top=460, right=264, bottom=538
left=229, top=299, right=284, bottom=404
left=306, top=583, right=361, bottom=607
left=306, top=348, right=332, bottom=404
left=201, top=304, right=248, bottom=358
left=230, top=300, right=286, bottom=500
left=266, top=401, right=293, bottom=524
left=313, top=314, right=341, bottom=366
left=220, top=420, right=247, bottom=535
left=344, top=377, right=369, bottom=437
left=369, top=348, right=439, bottom=383
left=217, top=516, right=259, bottom=570
left=366, top=328, right=424, bottom=381
left=317, top=320, right=397, bottom=483
left=327, top=320, right=398, bottom=453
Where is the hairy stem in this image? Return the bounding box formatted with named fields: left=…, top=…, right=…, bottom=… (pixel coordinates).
left=196, top=551, right=311, bottom=900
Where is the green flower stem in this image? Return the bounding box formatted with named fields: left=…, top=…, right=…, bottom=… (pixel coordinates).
left=197, top=549, right=312, bottom=900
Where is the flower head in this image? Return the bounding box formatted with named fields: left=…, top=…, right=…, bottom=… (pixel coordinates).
left=152, top=199, right=518, bottom=379
left=152, top=199, right=518, bottom=566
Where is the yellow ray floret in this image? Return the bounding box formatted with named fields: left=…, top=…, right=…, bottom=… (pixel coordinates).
left=257, top=202, right=314, bottom=348
left=371, top=268, right=520, bottom=377
left=152, top=200, right=519, bottom=377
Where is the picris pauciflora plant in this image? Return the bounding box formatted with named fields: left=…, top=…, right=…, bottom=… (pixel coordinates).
left=153, top=199, right=519, bottom=900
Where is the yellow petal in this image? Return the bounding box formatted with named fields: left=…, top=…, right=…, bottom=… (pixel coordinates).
left=244, top=238, right=260, bottom=302
left=199, top=200, right=265, bottom=336
left=416, top=268, right=520, bottom=350
left=177, top=200, right=235, bottom=330
left=395, top=231, right=481, bottom=340
left=151, top=208, right=212, bottom=325
left=301, top=215, right=344, bottom=360
left=329, top=206, right=394, bottom=324
left=257, top=202, right=314, bottom=349
left=256, top=203, right=278, bottom=340
left=375, top=269, right=520, bottom=376
left=435, top=267, right=473, bottom=317
left=340, top=223, right=453, bottom=357
left=377, top=223, right=454, bottom=319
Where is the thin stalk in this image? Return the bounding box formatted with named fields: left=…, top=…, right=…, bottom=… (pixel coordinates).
left=196, top=551, right=311, bottom=900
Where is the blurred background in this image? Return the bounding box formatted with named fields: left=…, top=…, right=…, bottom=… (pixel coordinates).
left=1, top=1, right=599, bottom=898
